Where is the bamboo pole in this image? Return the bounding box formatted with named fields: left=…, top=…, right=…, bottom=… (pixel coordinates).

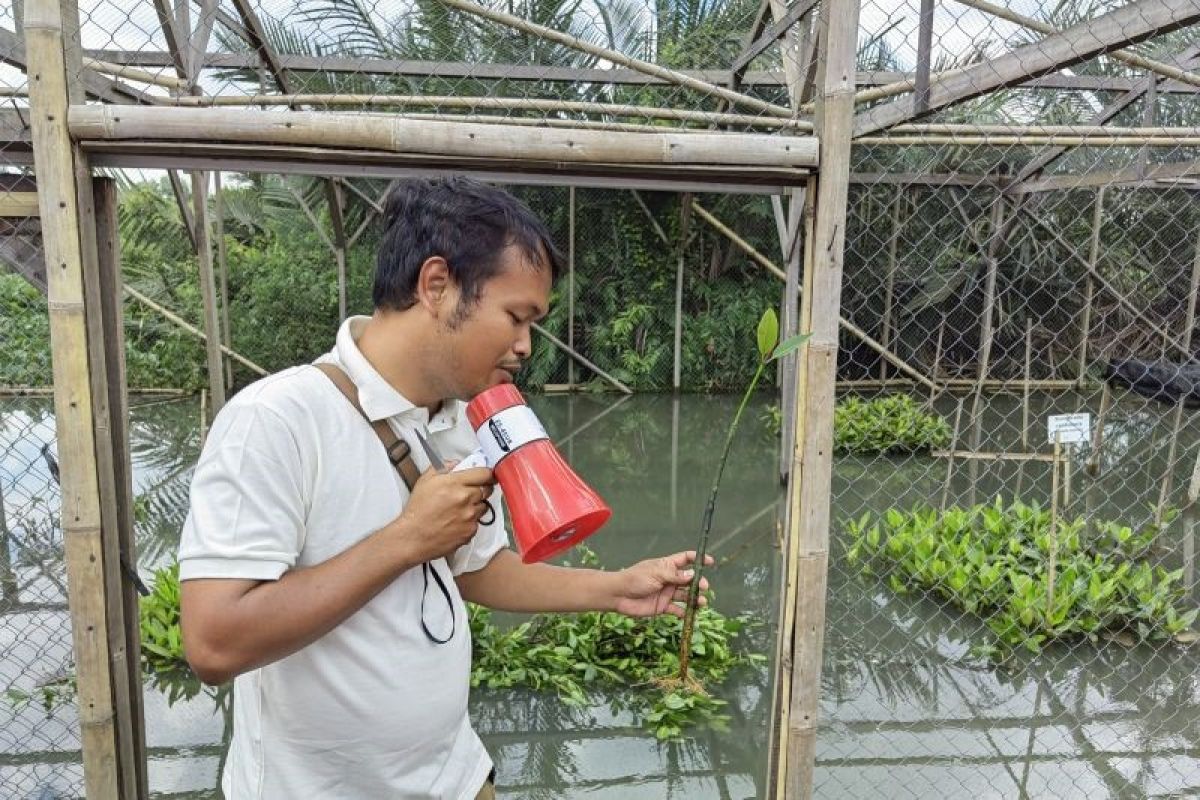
left=532, top=323, right=632, bottom=394
left=773, top=178, right=815, bottom=797
left=81, top=56, right=187, bottom=89
left=1156, top=401, right=1185, bottom=525
left=435, top=0, right=794, bottom=119
left=967, top=199, right=1009, bottom=506
left=778, top=187, right=805, bottom=484
left=326, top=178, right=348, bottom=321
left=1022, top=318, right=1033, bottom=452
left=879, top=188, right=902, bottom=380
left=691, top=200, right=939, bottom=391
left=25, top=0, right=120, bottom=793
left=171, top=92, right=815, bottom=131
left=213, top=171, right=232, bottom=389
left=856, top=135, right=1200, bottom=146
left=87, top=177, right=148, bottom=798
left=1154, top=225, right=1200, bottom=521
left=889, top=123, right=1200, bottom=137
left=1077, top=189, right=1105, bottom=385
left=949, top=0, right=1200, bottom=90
left=1085, top=383, right=1112, bottom=478
left=941, top=398, right=966, bottom=510
left=567, top=187, right=576, bottom=388
left=784, top=0, right=859, bottom=793
left=191, top=170, right=226, bottom=416
left=69, top=106, right=820, bottom=168
left=123, top=285, right=268, bottom=375
left=673, top=194, right=690, bottom=391
left=1046, top=433, right=1062, bottom=626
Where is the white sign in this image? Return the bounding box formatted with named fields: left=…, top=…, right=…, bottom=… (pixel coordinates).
left=1047, top=413, right=1091, bottom=445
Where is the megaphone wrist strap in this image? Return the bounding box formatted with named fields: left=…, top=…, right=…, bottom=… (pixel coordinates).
left=420, top=561, right=456, bottom=644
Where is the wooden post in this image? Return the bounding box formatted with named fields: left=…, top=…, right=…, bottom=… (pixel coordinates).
left=191, top=171, right=225, bottom=415
left=783, top=0, right=859, bottom=793
left=1077, top=188, right=1105, bottom=385
left=967, top=198, right=1008, bottom=506
left=25, top=0, right=121, bottom=794
left=879, top=188, right=903, bottom=380
left=567, top=186, right=576, bottom=388
left=674, top=194, right=691, bottom=391
left=88, top=177, right=148, bottom=798
left=213, top=171, right=233, bottom=390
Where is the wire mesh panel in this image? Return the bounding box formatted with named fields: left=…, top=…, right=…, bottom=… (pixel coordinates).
left=821, top=2, right=1200, bottom=797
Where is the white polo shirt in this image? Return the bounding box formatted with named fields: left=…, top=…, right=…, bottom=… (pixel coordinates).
left=179, top=316, right=508, bottom=799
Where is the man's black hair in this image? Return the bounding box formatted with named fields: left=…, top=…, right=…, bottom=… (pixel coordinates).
left=373, top=176, right=563, bottom=312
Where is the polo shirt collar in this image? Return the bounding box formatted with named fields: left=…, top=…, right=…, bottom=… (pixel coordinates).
left=333, top=316, right=463, bottom=432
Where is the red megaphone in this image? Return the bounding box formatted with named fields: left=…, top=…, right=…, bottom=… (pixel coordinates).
left=466, top=384, right=611, bottom=563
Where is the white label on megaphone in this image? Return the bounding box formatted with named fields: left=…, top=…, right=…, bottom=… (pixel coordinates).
left=474, top=405, right=549, bottom=467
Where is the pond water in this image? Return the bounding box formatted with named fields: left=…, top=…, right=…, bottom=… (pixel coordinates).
left=2, top=389, right=1200, bottom=799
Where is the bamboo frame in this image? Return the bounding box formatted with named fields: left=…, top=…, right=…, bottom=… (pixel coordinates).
left=68, top=106, right=820, bottom=168
left=855, top=0, right=1200, bottom=136
left=437, top=0, right=794, bottom=119
left=858, top=135, right=1200, bottom=146
left=191, top=170, right=226, bottom=415
left=124, top=285, right=268, bottom=374
left=784, top=0, right=859, bottom=794
left=1077, top=189, right=1105, bottom=384
left=86, top=177, right=148, bottom=798
left=532, top=323, right=633, bottom=394
left=25, top=0, right=121, bottom=794
left=773, top=176, right=816, bottom=798
left=691, top=200, right=940, bottom=391
left=950, top=0, right=1200, bottom=90
left=567, top=187, right=576, bottom=388
left=170, top=92, right=815, bottom=132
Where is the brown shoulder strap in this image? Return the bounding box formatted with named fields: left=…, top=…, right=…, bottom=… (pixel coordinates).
left=314, top=363, right=422, bottom=492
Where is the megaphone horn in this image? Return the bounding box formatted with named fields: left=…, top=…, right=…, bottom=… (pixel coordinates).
left=466, top=384, right=611, bottom=563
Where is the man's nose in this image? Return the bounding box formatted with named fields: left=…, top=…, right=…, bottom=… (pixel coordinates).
left=513, top=325, right=532, bottom=358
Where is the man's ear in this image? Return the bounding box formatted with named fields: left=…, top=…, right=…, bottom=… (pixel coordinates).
left=415, top=256, right=453, bottom=316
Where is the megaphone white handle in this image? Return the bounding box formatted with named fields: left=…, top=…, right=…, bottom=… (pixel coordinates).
left=473, top=405, right=549, bottom=468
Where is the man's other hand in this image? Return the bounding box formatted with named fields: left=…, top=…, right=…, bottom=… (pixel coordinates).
left=611, top=551, right=715, bottom=618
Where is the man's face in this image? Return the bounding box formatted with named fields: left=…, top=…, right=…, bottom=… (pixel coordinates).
left=439, top=245, right=552, bottom=400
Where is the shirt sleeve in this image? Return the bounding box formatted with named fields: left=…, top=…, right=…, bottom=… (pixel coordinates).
left=448, top=485, right=509, bottom=576
left=178, top=401, right=307, bottom=582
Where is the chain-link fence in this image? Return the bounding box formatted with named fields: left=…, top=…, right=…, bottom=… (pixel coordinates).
left=6, top=0, right=1200, bottom=796
left=819, top=1, right=1200, bottom=796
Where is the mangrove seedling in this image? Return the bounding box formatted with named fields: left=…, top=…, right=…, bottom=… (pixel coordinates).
left=667, top=308, right=809, bottom=692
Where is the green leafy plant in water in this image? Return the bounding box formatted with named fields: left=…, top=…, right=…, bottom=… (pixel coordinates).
left=762, top=393, right=950, bottom=455
left=847, top=497, right=1199, bottom=658
left=832, top=394, right=951, bottom=454
left=663, top=308, right=809, bottom=692
left=468, top=573, right=765, bottom=740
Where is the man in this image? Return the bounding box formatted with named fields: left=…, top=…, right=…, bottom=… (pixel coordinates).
left=179, top=176, right=711, bottom=799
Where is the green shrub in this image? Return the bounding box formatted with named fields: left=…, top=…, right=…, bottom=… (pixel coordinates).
left=763, top=393, right=950, bottom=455
left=470, top=601, right=763, bottom=740
left=846, top=498, right=1198, bottom=657
left=834, top=394, right=950, bottom=454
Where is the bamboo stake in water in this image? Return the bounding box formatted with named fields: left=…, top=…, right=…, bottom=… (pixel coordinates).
left=1085, top=383, right=1112, bottom=478
left=1046, top=432, right=1062, bottom=627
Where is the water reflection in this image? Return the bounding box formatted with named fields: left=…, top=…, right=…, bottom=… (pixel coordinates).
left=3, top=390, right=1200, bottom=798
